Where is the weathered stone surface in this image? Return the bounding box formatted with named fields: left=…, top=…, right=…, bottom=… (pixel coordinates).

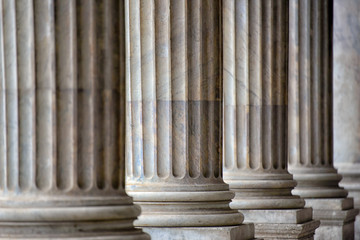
left=254, top=220, right=320, bottom=240
left=143, top=225, right=256, bottom=240
left=242, top=208, right=319, bottom=240
left=305, top=199, right=359, bottom=240
left=222, top=1, right=317, bottom=239
left=288, top=0, right=359, bottom=239
left=241, top=208, right=313, bottom=224
left=332, top=0, right=360, bottom=239
left=223, top=0, right=303, bottom=211
left=125, top=0, right=253, bottom=239
left=0, top=0, right=148, bottom=238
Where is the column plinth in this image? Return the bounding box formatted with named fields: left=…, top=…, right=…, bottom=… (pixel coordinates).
left=125, top=1, right=254, bottom=239
left=223, top=1, right=319, bottom=239
left=288, top=0, right=359, bottom=239
left=0, top=0, right=148, bottom=238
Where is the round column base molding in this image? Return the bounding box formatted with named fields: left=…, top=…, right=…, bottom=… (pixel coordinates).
left=0, top=205, right=149, bottom=239
left=129, top=190, right=244, bottom=227
left=135, top=210, right=243, bottom=227
left=225, top=178, right=297, bottom=189
left=290, top=171, right=349, bottom=198
left=0, top=204, right=140, bottom=222
left=0, top=226, right=149, bottom=240
left=292, top=187, right=348, bottom=198
left=224, top=177, right=304, bottom=209
left=129, top=189, right=235, bottom=202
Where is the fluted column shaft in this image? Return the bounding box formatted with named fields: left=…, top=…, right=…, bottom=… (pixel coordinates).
left=0, top=0, right=148, bottom=239
left=288, top=0, right=348, bottom=198
left=223, top=0, right=304, bottom=210
left=125, top=0, right=244, bottom=228
left=288, top=2, right=359, bottom=239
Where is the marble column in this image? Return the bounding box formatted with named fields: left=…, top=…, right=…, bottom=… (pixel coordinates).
left=0, top=0, right=149, bottom=239
left=125, top=0, right=254, bottom=239
left=223, top=0, right=319, bottom=239
left=288, top=0, right=359, bottom=239
left=333, top=0, right=360, bottom=239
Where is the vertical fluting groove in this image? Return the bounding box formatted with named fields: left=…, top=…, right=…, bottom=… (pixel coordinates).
left=111, top=0, right=121, bottom=190
left=323, top=0, right=332, bottom=166
left=101, top=0, right=120, bottom=189
left=119, top=0, right=126, bottom=190
left=127, top=0, right=222, bottom=181
left=288, top=0, right=300, bottom=167
left=262, top=0, right=272, bottom=170
left=288, top=4, right=296, bottom=166
left=217, top=0, right=222, bottom=178
left=273, top=0, right=279, bottom=170
left=141, top=0, right=156, bottom=179
left=188, top=0, right=201, bottom=178
left=311, top=0, right=321, bottom=166
left=171, top=0, right=187, bottom=178
left=125, top=0, right=133, bottom=178
left=16, top=0, right=36, bottom=191
left=112, top=0, right=121, bottom=189
left=205, top=0, right=219, bottom=178
left=34, top=0, right=55, bottom=191
left=225, top=1, right=288, bottom=172
left=0, top=0, right=6, bottom=190
left=77, top=0, right=95, bottom=190
left=155, top=0, right=172, bottom=178
left=55, top=0, right=77, bottom=190
left=318, top=0, right=325, bottom=166
left=275, top=0, right=288, bottom=170
left=248, top=0, right=261, bottom=170
left=236, top=0, right=249, bottom=170
left=299, top=0, right=311, bottom=166
left=289, top=0, right=334, bottom=169
left=94, top=0, right=105, bottom=189
left=223, top=0, right=236, bottom=170
left=200, top=0, right=210, bottom=178
left=3, top=0, right=18, bottom=191
left=129, top=0, right=143, bottom=178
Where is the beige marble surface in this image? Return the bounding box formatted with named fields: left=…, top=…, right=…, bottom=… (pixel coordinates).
left=0, top=0, right=148, bottom=239
left=333, top=0, right=360, bottom=239
left=124, top=1, right=251, bottom=239
left=222, top=0, right=304, bottom=210
left=288, top=0, right=347, bottom=199
left=222, top=1, right=318, bottom=239
left=288, top=0, right=358, bottom=239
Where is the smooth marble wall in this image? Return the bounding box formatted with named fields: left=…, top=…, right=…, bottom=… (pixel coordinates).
left=333, top=0, right=360, bottom=239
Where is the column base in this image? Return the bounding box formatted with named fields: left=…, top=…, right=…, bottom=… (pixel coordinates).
left=241, top=208, right=320, bottom=239
left=335, top=162, right=360, bottom=240
left=304, top=198, right=359, bottom=240
left=0, top=202, right=150, bottom=239
left=130, top=189, right=244, bottom=227
left=141, top=224, right=255, bottom=240
left=0, top=224, right=149, bottom=239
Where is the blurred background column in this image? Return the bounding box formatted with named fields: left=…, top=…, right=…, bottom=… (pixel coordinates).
left=222, top=1, right=319, bottom=239
left=288, top=0, right=359, bottom=239
left=333, top=0, right=360, bottom=239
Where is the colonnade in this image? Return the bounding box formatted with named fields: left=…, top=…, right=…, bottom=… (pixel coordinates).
left=0, top=0, right=358, bottom=239
left=288, top=0, right=358, bottom=239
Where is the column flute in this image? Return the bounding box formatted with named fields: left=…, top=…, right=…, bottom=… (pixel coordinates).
left=288, top=0, right=359, bottom=239
left=223, top=0, right=319, bottom=239
left=0, top=0, right=148, bottom=239
left=125, top=0, right=254, bottom=239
